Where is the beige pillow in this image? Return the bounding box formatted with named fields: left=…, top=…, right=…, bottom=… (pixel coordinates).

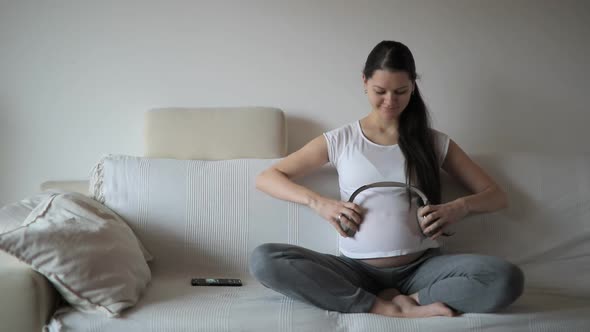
left=0, top=191, right=151, bottom=317
left=0, top=191, right=153, bottom=262
left=0, top=192, right=53, bottom=233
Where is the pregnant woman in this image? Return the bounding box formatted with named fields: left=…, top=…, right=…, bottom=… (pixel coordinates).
left=249, top=40, right=524, bottom=318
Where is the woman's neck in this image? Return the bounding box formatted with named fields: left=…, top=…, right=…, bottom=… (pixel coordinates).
left=364, top=112, right=399, bottom=134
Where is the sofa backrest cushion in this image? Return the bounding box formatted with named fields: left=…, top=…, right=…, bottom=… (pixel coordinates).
left=144, top=107, right=287, bottom=160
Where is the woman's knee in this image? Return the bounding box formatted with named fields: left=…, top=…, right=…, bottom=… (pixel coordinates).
left=495, top=261, right=525, bottom=304
left=483, top=259, right=525, bottom=312
left=248, top=243, right=292, bottom=283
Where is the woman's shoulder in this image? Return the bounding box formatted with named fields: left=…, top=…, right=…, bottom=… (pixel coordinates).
left=324, top=121, right=358, bottom=140
left=323, top=121, right=360, bottom=163
left=325, top=121, right=357, bottom=134
left=430, top=128, right=450, bottom=142
left=429, top=127, right=447, bottom=136
left=429, top=128, right=451, bottom=165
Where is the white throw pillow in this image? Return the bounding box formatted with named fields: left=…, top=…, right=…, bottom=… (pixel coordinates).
left=0, top=191, right=152, bottom=317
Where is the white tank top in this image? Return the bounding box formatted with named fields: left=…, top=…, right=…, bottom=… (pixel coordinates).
left=323, top=121, right=450, bottom=259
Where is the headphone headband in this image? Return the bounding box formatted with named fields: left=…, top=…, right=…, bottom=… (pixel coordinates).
left=347, top=181, right=429, bottom=206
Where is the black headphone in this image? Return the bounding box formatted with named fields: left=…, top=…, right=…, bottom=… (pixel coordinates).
left=339, top=181, right=454, bottom=238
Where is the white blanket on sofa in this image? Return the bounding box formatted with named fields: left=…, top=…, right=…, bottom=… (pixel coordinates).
left=49, top=154, right=590, bottom=331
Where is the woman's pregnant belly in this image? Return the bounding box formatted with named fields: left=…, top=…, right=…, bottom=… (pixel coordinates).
left=339, top=189, right=433, bottom=265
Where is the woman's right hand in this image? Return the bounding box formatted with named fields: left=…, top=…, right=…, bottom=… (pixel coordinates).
left=309, top=196, right=365, bottom=237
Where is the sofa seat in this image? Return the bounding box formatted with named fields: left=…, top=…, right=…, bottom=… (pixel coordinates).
left=49, top=271, right=590, bottom=332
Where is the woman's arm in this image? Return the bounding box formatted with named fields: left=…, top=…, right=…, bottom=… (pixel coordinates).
left=255, top=135, right=328, bottom=207
left=419, top=139, right=508, bottom=239
left=256, top=135, right=364, bottom=237
left=441, top=139, right=508, bottom=215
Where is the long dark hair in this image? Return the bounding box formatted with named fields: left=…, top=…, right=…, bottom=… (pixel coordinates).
left=362, top=40, right=441, bottom=208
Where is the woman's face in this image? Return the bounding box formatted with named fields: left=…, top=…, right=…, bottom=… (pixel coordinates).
left=363, top=70, right=414, bottom=120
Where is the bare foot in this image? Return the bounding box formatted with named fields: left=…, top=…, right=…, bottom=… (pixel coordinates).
left=393, top=294, right=453, bottom=318
left=370, top=296, right=454, bottom=318
left=377, top=288, right=400, bottom=301
left=407, top=292, right=461, bottom=317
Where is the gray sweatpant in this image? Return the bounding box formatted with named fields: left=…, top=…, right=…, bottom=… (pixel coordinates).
left=249, top=243, right=524, bottom=313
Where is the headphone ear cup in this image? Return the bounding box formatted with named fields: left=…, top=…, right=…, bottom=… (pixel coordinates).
left=413, top=193, right=437, bottom=237
left=340, top=216, right=356, bottom=237
left=416, top=196, right=425, bottom=207
left=413, top=196, right=427, bottom=237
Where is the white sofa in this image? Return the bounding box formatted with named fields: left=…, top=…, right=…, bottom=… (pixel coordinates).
left=2, top=107, right=590, bottom=331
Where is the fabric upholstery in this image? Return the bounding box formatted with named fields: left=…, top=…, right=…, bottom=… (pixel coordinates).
left=44, top=153, right=590, bottom=331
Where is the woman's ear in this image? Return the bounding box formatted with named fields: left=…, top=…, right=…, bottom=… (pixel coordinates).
left=362, top=73, right=368, bottom=92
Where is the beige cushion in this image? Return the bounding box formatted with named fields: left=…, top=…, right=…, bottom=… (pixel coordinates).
left=144, top=107, right=287, bottom=160
left=0, top=192, right=53, bottom=233
left=1, top=191, right=152, bottom=262
left=0, top=191, right=151, bottom=317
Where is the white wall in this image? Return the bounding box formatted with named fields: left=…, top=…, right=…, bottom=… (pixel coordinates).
left=1, top=0, right=589, bottom=206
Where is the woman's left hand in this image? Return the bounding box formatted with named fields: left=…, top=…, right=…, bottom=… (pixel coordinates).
left=417, top=199, right=469, bottom=240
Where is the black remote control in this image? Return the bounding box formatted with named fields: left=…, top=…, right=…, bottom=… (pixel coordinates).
left=191, top=278, right=243, bottom=286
